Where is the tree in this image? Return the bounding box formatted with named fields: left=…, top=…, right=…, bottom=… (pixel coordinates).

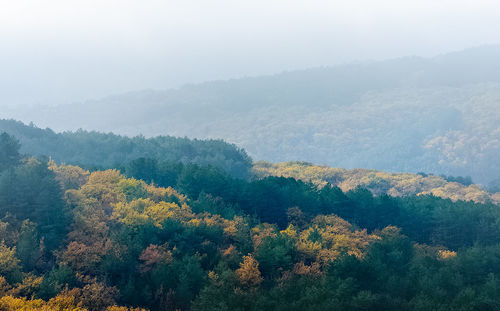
left=16, top=220, right=42, bottom=272
left=236, top=255, right=263, bottom=287
left=0, top=157, right=68, bottom=252
left=48, top=161, right=90, bottom=190
left=0, top=241, right=21, bottom=284
left=0, top=132, right=20, bottom=173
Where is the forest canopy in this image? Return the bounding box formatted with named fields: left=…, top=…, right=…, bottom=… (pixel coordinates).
left=0, top=119, right=252, bottom=180
left=254, top=161, right=500, bottom=205
left=1, top=131, right=500, bottom=310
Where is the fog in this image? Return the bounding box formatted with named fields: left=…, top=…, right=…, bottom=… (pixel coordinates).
left=1, top=0, right=500, bottom=106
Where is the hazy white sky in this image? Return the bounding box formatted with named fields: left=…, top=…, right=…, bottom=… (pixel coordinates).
left=1, top=0, right=500, bottom=106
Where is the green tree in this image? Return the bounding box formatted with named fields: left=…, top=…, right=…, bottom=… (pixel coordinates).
left=16, top=220, right=42, bottom=271
left=0, top=158, right=68, bottom=253
left=0, top=132, right=20, bottom=173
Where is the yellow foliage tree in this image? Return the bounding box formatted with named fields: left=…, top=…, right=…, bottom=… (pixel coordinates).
left=0, top=241, right=20, bottom=282
left=112, top=198, right=194, bottom=228
left=49, top=160, right=90, bottom=190
left=0, top=294, right=148, bottom=311
left=236, top=255, right=263, bottom=287
left=295, top=215, right=377, bottom=265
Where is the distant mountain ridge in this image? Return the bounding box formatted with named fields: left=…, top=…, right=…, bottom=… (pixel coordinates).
left=2, top=45, right=500, bottom=184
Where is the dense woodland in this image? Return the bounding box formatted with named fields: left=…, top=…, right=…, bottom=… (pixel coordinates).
left=3, top=46, right=500, bottom=186
left=254, top=161, right=500, bottom=205
left=1, top=131, right=500, bottom=310
left=0, top=119, right=251, bottom=180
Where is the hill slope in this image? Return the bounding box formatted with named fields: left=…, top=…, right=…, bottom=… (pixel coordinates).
left=3, top=46, right=500, bottom=184
left=0, top=119, right=252, bottom=179
left=254, top=161, right=500, bottom=205
left=2, top=131, right=500, bottom=310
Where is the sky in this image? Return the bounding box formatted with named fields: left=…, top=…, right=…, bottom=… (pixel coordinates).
left=1, top=0, right=500, bottom=107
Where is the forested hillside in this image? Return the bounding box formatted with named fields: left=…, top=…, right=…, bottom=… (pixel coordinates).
left=254, top=161, right=500, bottom=205
left=3, top=46, right=500, bottom=185
left=1, top=132, right=500, bottom=310
left=0, top=119, right=251, bottom=179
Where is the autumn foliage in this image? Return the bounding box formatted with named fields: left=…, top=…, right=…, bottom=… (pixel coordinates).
left=1, top=132, right=500, bottom=310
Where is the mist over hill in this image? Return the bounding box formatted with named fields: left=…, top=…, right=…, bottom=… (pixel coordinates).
left=3, top=46, right=500, bottom=184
